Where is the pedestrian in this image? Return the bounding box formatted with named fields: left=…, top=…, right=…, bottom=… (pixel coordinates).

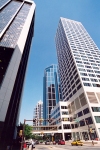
left=31, top=139, right=35, bottom=149
left=23, top=141, right=27, bottom=150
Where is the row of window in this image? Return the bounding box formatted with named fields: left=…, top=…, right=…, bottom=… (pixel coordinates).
left=83, top=82, right=100, bottom=87
left=51, top=107, right=60, bottom=117
left=77, top=108, right=90, bottom=117
left=92, top=107, right=100, bottom=112
left=61, top=106, right=67, bottom=109
left=71, top=117, right=93, bottom=128
left=62, top=111, right=68, bottom=115
left=82, top=77, right=100, bottom=82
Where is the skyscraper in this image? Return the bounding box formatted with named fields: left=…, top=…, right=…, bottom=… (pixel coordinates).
left=0, top=0, right=36, bottom=145
left=33, top=100, right=43, bottom=126
left=43, top=64, right=62, bottom=125
left=55, top=18, right=100, bottom=140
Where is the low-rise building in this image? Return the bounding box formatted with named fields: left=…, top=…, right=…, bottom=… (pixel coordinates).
left=50, top=101, right=71, bottom=140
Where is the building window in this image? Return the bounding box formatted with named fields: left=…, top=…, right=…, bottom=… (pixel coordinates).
left=85, top=117, right=93, bottom=125
left=61, top=106, right=67, bottom=109
left=88, top=74, right=96, bottom=77
left=71, top=124, right=74, bottom=129
left=92, top=107, right=100, bottom=112
left=93, top=84, right=100, bottom=87
left=82, top=77, right=89, bottom=81
left=80, top=120, right=85, bottom=126
left=75, top=124, right=78, bottom=128
left=77, top=84, right=82, bottom=90
left=76, top=61, right=82, bottom=64
left=63, top=124, right=71, bottom=129
left=77, top=111, right=83, bottom=117
left=83, top=108, right=90, bottom=115
left=77, top=64, right=84, bottom=67
left=87, top=69, right=93, bottom=73
left=94, top=116, right=100, bottom=123
left=73, top=89, right=76, bottom=95
left=80, top=73, right=87, bottom=76
left=83, top=83, right=91, bottom=86
left=78, top=68, right=86, bottom=72
left=90, top=78, right=98, bottom=82
left=62, top=111, right=68, bottom=115
left=85, top=65, right=91, bottom=68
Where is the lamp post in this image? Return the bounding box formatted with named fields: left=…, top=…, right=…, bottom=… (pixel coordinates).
left=51, top=133, right=54, bottom=142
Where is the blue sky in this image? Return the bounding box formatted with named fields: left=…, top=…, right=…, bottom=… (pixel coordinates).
left=19, top=0, right=100, bottom=124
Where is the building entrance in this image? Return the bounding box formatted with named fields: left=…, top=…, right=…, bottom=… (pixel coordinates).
left=64, top=133, right=71, bottom=141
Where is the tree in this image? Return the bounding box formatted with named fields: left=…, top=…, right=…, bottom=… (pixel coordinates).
left=24, top=124, right=33, bottom=139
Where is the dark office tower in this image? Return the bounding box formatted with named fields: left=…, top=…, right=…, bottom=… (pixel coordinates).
left=43, top=64, right=62, bottom=125
left=55, top=18, right=100, bottom=140
left=0, top=0, right=36, bottom=145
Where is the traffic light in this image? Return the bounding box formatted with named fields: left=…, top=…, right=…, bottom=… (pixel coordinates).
left=33, top=118, right=37, bottom=122
left=17, top=125, right=23, bottom=138
left=47, top=119, right=52, bottom=123
left=89, top=128, right=93, bottom=133
left=19, top=130, right=23, bottom=136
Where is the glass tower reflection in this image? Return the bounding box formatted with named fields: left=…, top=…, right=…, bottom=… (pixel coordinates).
left=43, top=64, right=62, bottom=125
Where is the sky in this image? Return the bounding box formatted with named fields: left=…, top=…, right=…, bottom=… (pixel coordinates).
left=19, top=0, right=100, bottom=125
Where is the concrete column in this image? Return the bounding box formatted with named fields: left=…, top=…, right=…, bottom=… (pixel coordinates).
left=61, top=123, right=65, bottom=140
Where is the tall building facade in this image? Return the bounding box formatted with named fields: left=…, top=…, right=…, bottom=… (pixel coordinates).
left=43, top=64, right=62, bottom=125
left=0, top=0, right=36, bottom=144
left=50, top=101, right=71, bottom=141
left=55, top=18, right=100, bottom=140
left=33, top=100, right=43, bottom=126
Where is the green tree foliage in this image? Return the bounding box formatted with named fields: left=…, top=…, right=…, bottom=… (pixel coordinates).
left=24, top=124, right=33, bottom=139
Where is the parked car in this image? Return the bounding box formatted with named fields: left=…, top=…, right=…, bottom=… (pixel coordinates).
left=55, top=139, right=60, bottom=143
left=35, top=140, right=39, bottom=144
left=58, top=140, right=65, bottom=145
left=71, top=140, right=83, bottom=146
left=45, top=140, right=51, bottom=145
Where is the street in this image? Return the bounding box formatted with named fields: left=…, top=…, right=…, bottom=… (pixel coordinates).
left=28, top=143, right=100, bottom=150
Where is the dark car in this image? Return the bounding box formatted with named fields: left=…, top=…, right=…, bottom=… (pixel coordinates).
left=55, top=139, right=60, bottom=143
left=58, top=140, right=65, bottom=145
left=35, top=140, right=39, bottom=144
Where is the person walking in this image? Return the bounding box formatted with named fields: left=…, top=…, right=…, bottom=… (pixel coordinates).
left=30, top=139, right=35, bottom=149
left=23, top=141, right=27, bottom=150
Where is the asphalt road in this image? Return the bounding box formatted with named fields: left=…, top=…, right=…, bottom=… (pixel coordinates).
left=28, top=144, right=100, bottom=150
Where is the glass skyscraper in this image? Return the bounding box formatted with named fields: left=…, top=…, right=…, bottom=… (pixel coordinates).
left=0, top=0, right=36, bottom=146
left=55, top=18, right=100, bottom=140
left=43, top=64, right=62, bottom=125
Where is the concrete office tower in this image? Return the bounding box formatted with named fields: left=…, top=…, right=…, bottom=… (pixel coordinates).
left=0, top=0, right=36, bottom=144
left=43, top=64, right=62, bottom=125
left=55, top=18, right=100, bottom=140
left=33, top=100, right=43, bottom=126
